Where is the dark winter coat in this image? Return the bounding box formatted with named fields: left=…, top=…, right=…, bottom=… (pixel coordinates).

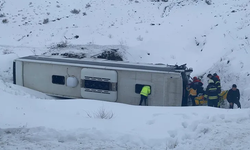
left=189, top=80, right=204, bottom=95
left=204, top=83, right=220, bottom=100
left=211, top=76, right=221, bottom=93
left=227, top=89, right=240, bottom=103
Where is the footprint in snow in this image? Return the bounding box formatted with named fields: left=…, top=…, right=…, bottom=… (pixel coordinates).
left=168, top=130, right=177, bottom=138
left=182, top=122, right=188, bottom=128
left=152, top=113, right=164, bottom=117
left=146, top=120, right=155, bottom=125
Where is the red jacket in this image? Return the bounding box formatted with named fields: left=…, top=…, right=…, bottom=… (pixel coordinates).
left=215, top=75, right=220, bottom=80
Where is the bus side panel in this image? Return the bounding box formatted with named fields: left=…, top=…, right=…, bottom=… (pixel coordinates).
left=15, top=61, right=24, bottom=86
left=165, top=74, right=183, bottom=106
left=13, top=61, right=16, bottom=84
left=23, top=62, right=82, bottom=98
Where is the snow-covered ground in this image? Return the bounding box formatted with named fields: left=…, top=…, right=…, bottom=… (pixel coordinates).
left=0, top=0, right=250, bottom=149
left=1, top=90, right=250, bottom=150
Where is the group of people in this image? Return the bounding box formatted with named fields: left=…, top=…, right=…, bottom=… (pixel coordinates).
left=138, top=73, right=241, bottom=109
left=188, top=73, right=241, bottom=109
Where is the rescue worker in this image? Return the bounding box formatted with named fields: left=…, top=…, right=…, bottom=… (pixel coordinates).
left=139, top=85, right=151, bottom=106
left=193, top=77, right=204, bottom=95
left=204, top=79, right=220, bottom=107
left=213, top=73, right=220, bottom=81
left=188, top=77, right=204, bottom=106
left=227, top=84, right=241, bottom=109
left=207, top=73, right=221, bottom=93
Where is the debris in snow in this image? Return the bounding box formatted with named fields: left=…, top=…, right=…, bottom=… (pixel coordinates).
left=56, top=41, right=68, bottom=48
left=70, top=9, right=81, bottom=14
left=60, top=52, right=86, bottom=59
left=92, top=49, right=123, bottom=61
left=205, top=0, right=212, bottom=5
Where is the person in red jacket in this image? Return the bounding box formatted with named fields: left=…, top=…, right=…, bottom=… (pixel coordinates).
left=213, top=73, right=220, bottom=81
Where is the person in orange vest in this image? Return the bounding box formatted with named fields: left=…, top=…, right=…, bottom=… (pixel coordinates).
left=139, top=86, right=151, bottom=106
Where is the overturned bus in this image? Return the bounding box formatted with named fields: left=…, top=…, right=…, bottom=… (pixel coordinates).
left=13, top=55, right=193, bottom=106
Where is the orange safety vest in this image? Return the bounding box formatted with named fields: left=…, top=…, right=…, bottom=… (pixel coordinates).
left=189, top=88, right=197, bottom=96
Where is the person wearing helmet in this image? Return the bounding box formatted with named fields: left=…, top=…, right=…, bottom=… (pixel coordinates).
left=207, top=73, right=221, bottom=93
left=227, top=84, right=241, bottom=109
left=204, top=79, right=220, bottom=107
left=213, top=73, right=220, bottom=81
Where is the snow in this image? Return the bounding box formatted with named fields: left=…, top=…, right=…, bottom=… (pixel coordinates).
left=0, top=0, right=250, bottom=149
left=1, top=91, right=250, bottom=149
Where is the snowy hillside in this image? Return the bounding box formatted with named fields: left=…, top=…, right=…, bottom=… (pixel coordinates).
left=0, top=0, right=249, bottom=103
left=0, top=0, right=250, bottom=149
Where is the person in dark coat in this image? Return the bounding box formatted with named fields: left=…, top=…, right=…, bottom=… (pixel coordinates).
left=204, top=79, right=220, bottom=107
left=188, top=77, right=204, bottom=106
left=193, top=77, right=204, bottom=95
left=213, top=73, right=220, bottom=81
left=227, top=84, right=241, bottom=109
left=207, top=73, right=221, bottom=93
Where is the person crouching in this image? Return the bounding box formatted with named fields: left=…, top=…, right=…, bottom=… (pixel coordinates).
left=139, top=86, right=151, bottom=106
left=227, top=84, right=241, bottom=109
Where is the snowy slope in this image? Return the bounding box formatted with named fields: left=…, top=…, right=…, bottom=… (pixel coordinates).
left=1, top=0, right=250, bottom=149
left=1, top=90, right=250, bottom=150
left=0, top=0, right=249, bottom=100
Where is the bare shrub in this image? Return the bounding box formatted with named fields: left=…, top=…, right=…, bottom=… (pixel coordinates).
left=108, top=34, right=112, bottom=39
left=0, top=13, right=5, bottom=18
left=86, top=107, right=114, bottom=119
left=137, top=35, right=143, bottom=41
left=85, top=3, right=91, bottom=8
left=83, top=12, right=87, bottom=16
left=2, top=49, right=13, bottom=55
left=2, top=18, right=8, bottom=23
left=43, top=18, right=49, bottom=24
left=205, top=0, right=212, bottom=5
left=56, top=41, right=68, bottom=48
left=70, top=9, right=80, bottom=14
left=166, top=138, right=179, bottom=149
left=95, top=49, right=123, bottom=61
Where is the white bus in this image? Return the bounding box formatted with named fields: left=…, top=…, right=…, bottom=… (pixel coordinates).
left=13, top=55, right=192, bottom=106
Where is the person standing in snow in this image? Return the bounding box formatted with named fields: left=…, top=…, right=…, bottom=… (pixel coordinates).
left=188, top=77, right=204, bottom=106
left=204, top=79, right=220, bottom=107
left=207, top=73, right=221, bottom=93
left=139, top=85, right=151, bottom=106
left=227, top=84, right=241, bottom=109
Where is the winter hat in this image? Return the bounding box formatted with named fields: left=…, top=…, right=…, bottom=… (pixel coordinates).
left=207, top=74, right=212, bottom=77
left=213, top=73, right=217, bottom=76
left=208, top=79, right=214, bottom=84
left=193, top=76, right=198, bottom=81
left=232, top=84, right=237, bottom=88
